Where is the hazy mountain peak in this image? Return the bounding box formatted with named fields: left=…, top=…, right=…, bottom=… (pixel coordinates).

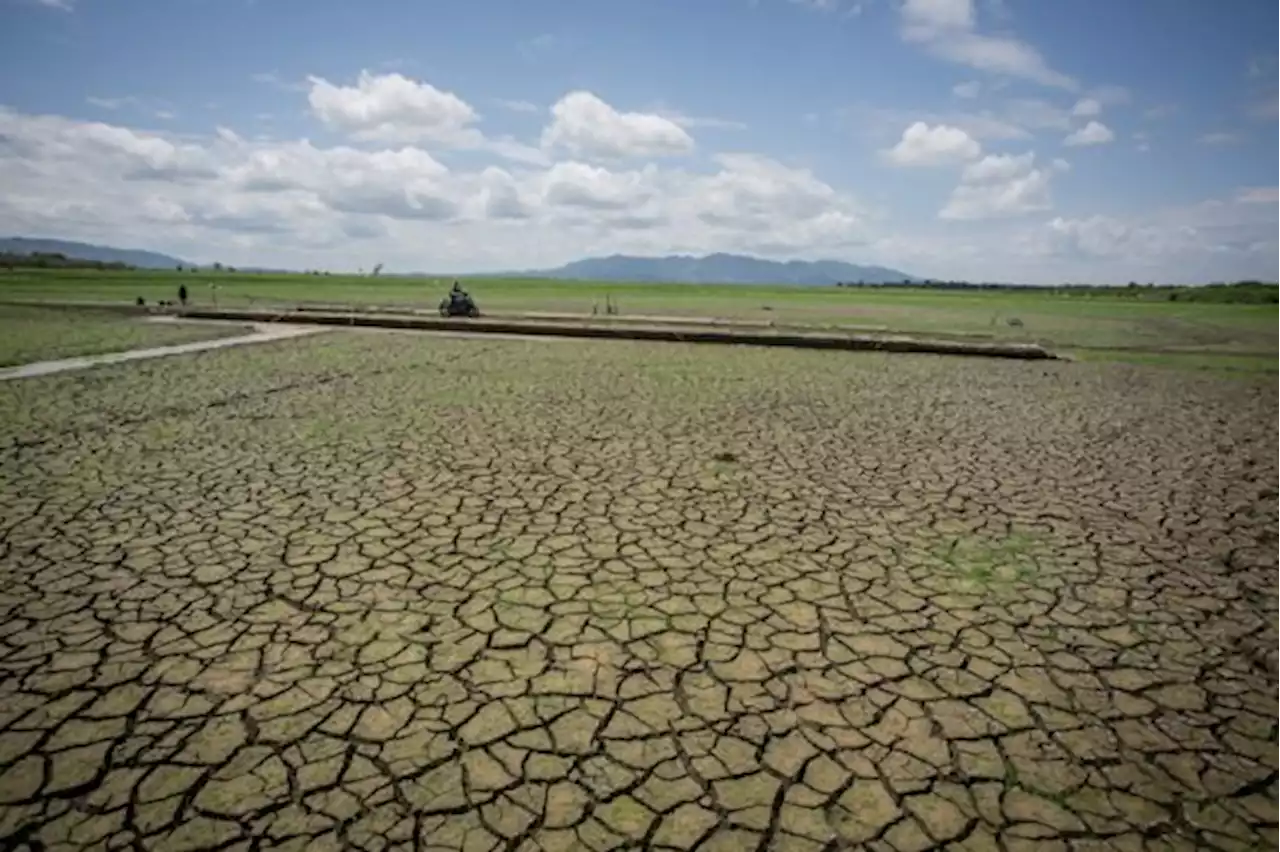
left=530, top=253, right=917, bottom=285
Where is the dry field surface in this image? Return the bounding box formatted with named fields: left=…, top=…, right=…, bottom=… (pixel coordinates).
left=0, top=330, right=1276, bottom=852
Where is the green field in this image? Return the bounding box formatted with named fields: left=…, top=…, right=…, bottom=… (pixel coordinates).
left=1, top=268, right=1275, bottom=370
left=0, top=304, right=253, bottom=367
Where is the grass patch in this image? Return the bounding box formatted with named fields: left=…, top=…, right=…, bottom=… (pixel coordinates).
left=1, top=268, right=1274, bottom=356
left=0, top=305, right=250, bottom=367
left=934, top=533, right=1043, bottom=588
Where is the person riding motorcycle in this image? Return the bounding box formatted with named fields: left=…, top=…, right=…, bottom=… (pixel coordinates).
left=440, top=281, right=478, bottom=317
left=449, top=281, right=468, bottom=309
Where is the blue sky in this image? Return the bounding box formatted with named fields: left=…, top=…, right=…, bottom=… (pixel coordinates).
left=0, top=0, right=1275, bottom=283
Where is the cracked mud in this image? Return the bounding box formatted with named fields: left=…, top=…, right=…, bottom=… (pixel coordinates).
left=0, top=332, right=1275, bottom=851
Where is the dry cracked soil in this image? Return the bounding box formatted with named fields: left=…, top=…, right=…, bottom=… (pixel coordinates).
left=0, top=330, right=1276, bottom=852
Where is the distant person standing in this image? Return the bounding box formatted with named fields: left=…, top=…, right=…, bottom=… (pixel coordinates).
left=178, top=283, right=188, bottom=306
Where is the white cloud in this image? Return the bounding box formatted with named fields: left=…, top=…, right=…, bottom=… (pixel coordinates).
left=952, top=81, right=982, bottom=98
left=541, top=91, right=695, bottom=159
left=899, top=0, right=1077, bottom=90
left=902, top=0, right=975, bottom=30
left=1046, top=215, right=1164, bottom=258
left=1040, top=192, right=1278, bottom=280
left=883, top=121, right=981, bottom=166
left=1063, top=120, right=1114, bottom=146
left=959, top=151, right=1035, bottom=182
left=34, top=0, right=73, bottom=9
left=940, top=151, right=1064, bottom=220
left=306, top=71, right=482, bottom=147
left=0, top=104, right=868, bottom=272
left=0, top=67, right=1271, bottom=286
left=1043, top=214, right=1226, bottom=267
left=1235, top=186, right=1279, bottom=204
left=541, top=161, right=659, bottom=211
left=1071, top=98, right=1101, bottom=117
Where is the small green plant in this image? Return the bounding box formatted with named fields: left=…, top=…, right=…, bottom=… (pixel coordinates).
left=935, top=532, right=1043, bottom=589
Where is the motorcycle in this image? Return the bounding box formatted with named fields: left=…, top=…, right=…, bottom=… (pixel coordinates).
left=439, top=289, right=480, bottom=318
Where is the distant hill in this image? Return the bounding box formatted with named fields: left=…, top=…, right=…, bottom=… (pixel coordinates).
left=0, top=239, right=917, bottom=285
left=0, top=237, right=190, bottom=269
left=526, top=253, right=918, bottom=285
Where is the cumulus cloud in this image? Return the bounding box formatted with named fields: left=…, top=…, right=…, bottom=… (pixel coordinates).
left=1040, top=191, right=1278, bottom=281
left=1064, top=120, right=1114, bottom=146
left=307, top=71, right=482, bottom=147
left=0, top=110, right=217, bottom=182
left=898, top=0, right=1077, bottom=90
left=696, top=153, right=857, bottom=226
left=884, top=121, right=981, bottom=166
left=959, top=151, right=1034, bottom=183
left=1045, top=215, right=1171, bottom=258
left=1, top=65, right=1269, bottom=285
left=541, top=161, right=660, bottom=211
left=939, top=151, right=1066, bottom=220
left=0, top=103, right=866, bottom=271
left=541, top=91, right=695, bottom=159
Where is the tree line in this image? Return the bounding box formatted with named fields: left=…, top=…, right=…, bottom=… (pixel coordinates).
left=0, top=251, right=135, bottom=271
left=834, top=279, right=1278, bottom=304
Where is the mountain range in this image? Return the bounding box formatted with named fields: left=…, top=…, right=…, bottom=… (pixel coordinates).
left=0, top=237, right=191, bottom=269
left=0, top=237, right=917, bottom=285
left=522, top=253, right=916, bottom=285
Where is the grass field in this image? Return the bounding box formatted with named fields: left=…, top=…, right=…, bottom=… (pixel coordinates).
left=0, top=304, right=253, bottom=367
left=0, top=329, right=1275, bottom=849
left=1, top=268, right=1275, bottom=368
